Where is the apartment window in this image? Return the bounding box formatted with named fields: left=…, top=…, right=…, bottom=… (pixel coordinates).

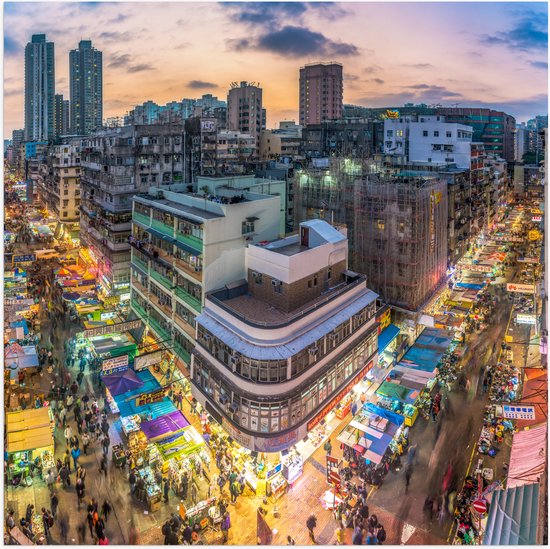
left=141, top=175, right=148, bottom=184
left=64, top=168, right=69, bottom=174
left=272, top=279, right=283, bottom=294
left=386, top=130, right=393, bottom=138
left=242, top=221, right=255, bottom=234
left=376, top=219, right=385, bottom=230
left=63, top=200, right=69, bottom=207
left=434, top=131, right=439, bottom=137
left=446, top=131, right=452, bottom=138
left=64, top=189, right=69, bottom=196
left=396, top=130, right=403, bottom=137
left=423, top=130, right=428, bottom=137
left=62, top=211, right=68, bottom=217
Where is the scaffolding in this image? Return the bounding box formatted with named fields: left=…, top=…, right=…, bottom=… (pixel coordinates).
left=353, top=174, right=448, bottom=311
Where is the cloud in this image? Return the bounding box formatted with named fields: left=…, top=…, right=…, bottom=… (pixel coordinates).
left=108, top=53, right=154, bottom=73
left=127, top=63, right=155, bottom=73
left=175, top=42, right=191, bottom=50
left=188, top=80, right=219, bottom=90
left=4, top=89, right=22, bottom=98
left=4, top=35, right=20, bottom=57
left=99, top=31, right=132, bottom=42
left=482, top=12, right=547, bottom=51
left=345, top=74, right=360, bottom=82
left=403, top=63, right=433, bottom=69
left=108, top=14, right=131, bottom=24
left=364, top=65, right=383, bottom=74
left=371, top=78, right=385, bottom=85
left=227, top=38, right=251, bottom=51
left=222, top=2, right=309, bottom=27
left=108, top=53, right=132, bottom=68
left=253, top=26, right=358, bottom=58
left=530, top=60, right=548, bottom=70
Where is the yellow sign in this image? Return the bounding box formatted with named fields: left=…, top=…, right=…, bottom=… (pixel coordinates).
left=528, top=230, right=541, bottom=241
left=385, top=109, right=400, bottom=119
left=377, top=308, right=391, bottom=333
left=505, top=335, right=513, bottom=343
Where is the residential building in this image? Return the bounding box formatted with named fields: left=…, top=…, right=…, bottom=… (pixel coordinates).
left=515, top=123, right=528, bottom=161
left=353, top=174, right=448, bottom=312
left=79, top=123, right=194, bottom=297
left=23, top=141, right=49, bottom=194
left=54, top=94, right=69, bottom=139
left=301, top=119, right=382, bottom=160
left=259, top=121, right=303, bottom=162
left=9, top=129, right=24, bottom=169
left=69, top=40, right=103, bottom=135
left=436, top=107, right=516, bottom=163
left=36, top=142, right=82, bottom=227
left=383, top=115, right=473, bottom=169
left=299, top=63, right=343, bottom=126
left=24, top=34, right=55, bottom=142
left=62, top=99, right=70, bottom=135
left=129, top=185, right=280, bottom=369
left=191, top=220, right=379, bottom=451
left=227, top=82, right=263, bottom=148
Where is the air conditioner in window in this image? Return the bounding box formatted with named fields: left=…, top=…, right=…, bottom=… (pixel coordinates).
left=251, top=271, right=260, bottom=278
left=203, top=334, right=211, bottom=341
left=308, top=347, right=319, bottom=355
left=271, top=279, right=282, bottom=286
left=229, top=402, right=239, bottom=413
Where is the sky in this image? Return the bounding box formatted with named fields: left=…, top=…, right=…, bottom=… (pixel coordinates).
left=3, top=1, right=548, bottom=136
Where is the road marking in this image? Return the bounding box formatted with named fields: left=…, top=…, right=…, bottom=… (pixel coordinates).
left=400, top=523, right=416, bottom=545
left=366, top=485, right=376, bottom=500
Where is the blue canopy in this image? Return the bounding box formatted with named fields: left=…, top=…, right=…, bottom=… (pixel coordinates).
left=116, top=396, right=177, bottom=419
left=10, top=319, right=29, bottom=335
left=483, top=483, right=540, bottom=545
left=363, top=402, right=405, bottom=427
left=378, top=324, right=400, bottom=353
left=456, top=282, right=485, bottom=290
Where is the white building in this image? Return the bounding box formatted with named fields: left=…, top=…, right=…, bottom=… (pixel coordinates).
left=384, top=115, right=473, bottom=169
left=129, top=185, right=280, bottom=368
left=191, top=220, right=379, bottom=452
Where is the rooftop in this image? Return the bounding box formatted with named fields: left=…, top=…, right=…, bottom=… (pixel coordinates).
left=209, top=270, right=365, bottom=328
left=134, top=193, right=223, bottom=220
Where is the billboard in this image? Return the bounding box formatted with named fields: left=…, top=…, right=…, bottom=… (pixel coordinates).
left=506, top=283, right=535, bottom=294
left=516, top=314, right=536, bottom=325
left=102, top=354, right=129, bottom=375
left=83, top=319, right=142, bottom=338
left=134, top=350, right=163, bottom=371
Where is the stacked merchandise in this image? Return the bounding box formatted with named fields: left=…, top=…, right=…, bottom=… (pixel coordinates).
left=488, top=364, right=520, bottom=402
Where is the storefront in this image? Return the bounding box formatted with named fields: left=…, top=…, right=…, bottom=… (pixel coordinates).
left=6, top=407, right=55, bottom=484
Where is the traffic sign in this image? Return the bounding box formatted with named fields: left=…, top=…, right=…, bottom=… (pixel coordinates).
left=472, top=499, right=487, bottom=515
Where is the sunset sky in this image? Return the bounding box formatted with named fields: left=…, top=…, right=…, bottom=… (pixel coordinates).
left=3, top=1, right=548, bottom=136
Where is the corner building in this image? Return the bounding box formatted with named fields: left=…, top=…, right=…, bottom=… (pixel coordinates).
left=191, top=220, right=379, bottom=452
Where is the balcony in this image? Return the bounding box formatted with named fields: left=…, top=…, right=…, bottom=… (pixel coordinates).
left=152, top=218, right=175, bottom=237
left=150, top=269, right=173, bottom=291
left=174, top=287, right=202, bottom=313
left=175, top=232, right=203, bottom=254
left=133, top=211, right=151, bottom=227
left=173, top=341, right=191, bottom=365
left=149, top=291, right=173, bottom=319
left=131, top=255, right=149, bottom=273
left=149, top=317, right=170, bottom=341
left=174, top=313, right=196, bottom=339
left=173, top=257, right=203, bottom=282
left=130, top=298, right=147, bottom=319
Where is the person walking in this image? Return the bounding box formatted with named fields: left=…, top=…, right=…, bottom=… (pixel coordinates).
left=404, top=463, right=413, bottom=494
left=306, top=515, right=317, bottom=545
left=221, top=511, right=231, bottom=544
left=82, top=432, right=90, bottom=455
left=76, top=478, right=85, bottom=510
left=59, top=463, right=70, bottom=488
left=71, top=445, right=81, bottom=470
left=323, top=439, right=332, bottom=456
left=101, top=500, right=112, bottom=522
left=163, top=477, right=170, bottom=503
left=230, top=478, right=240, bottom=504
left=102, top=434, right=110, bottom=456
left=64, top=424, right=73, bottom=447
left=50, top=492, right=59, bottom=518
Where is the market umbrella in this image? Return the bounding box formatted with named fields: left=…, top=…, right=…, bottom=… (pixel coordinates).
left=62, top=291, right=81, bottom=301
left=56, top=268, right=71, bottom=277
left=102, top=369, right=143, bottom=397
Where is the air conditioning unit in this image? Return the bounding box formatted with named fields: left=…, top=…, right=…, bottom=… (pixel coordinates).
left=251, top=271, right=260, bottom=279
left=203, top=334, right=211, bottom=341
left=229, top=402, right=239, bottom=413
left=308, top=347, right=319, bottom=355
left=271, top=279, right=282, bottom=286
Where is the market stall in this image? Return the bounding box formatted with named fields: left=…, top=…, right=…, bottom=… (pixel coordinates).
left=6, top=407, right=55, bottom=484
left=4, top=343, right=39, bottom=381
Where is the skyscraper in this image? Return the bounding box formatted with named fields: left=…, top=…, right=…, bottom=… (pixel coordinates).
left=227, top=81, right=263, bottom=145
left=62, top=99, right=70, bottom=135
left=69, top=40, right=103, bottom=135
left=53, top=94, right=67, bottom=139
left=24, top=34, right=55, bottom=141
left=299, top=63, right=343, bottom=126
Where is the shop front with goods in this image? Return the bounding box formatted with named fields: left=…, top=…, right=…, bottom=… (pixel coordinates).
left=6, top=407, right=55, bottom=486
left=4, top=342, right=39, bottom=382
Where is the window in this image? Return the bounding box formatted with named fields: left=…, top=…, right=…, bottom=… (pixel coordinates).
left=446, top=131, right=452, bottom=138
left=434, top=131, right=439, bottom=137
left=396, top=130, right=403, bottom=137
left=386, top=130, right=393, bottom=137
left=242, top=221, right=255, bottom=234
left=253, top=272, right=263, bottom=285
left=64, top=189, right=69, bottom=196
left=62, top=211, right=68, bottom=217
left=423, top=130, right=428, bottom=137
left=376, top=219, right=385, bottom=230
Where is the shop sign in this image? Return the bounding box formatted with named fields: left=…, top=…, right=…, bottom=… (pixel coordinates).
left=201, top=120, right=216, bottom=132
left=308, top=360, right=374, bottom=431
left=517, top=257, right=539, bottom=264
left=494, top=235, right=523, bottom=243
left=83, top=319, right=142, bottom=338
left=135, top=387, right=167, bottom=407
left=429, top=191, right=436, bottom=253
left=254, top=430, right=299, bottom=453
left=531, top=215, right=542, bottom=222
left=528, top=230, right=541, bottom=241
left=134, top=350, right=162, bottom=371
left=506, top=283, right=535, bottom=294
left=471, top=499, right=487, bottom=515
left=103, top=295, right=120, bottom=306
left=102, top=354, right=129, bottom=375
left=326, top=455, right=341, bottom=486
left=100, top=311, right=117, bottom=321
left=516, top=314, right=536, bottom=325
left=468, top=263, right=493, bottom=273
left=376, top=308, right=391, bottom=334
left=266, top=463, right=282, bottom=480
left=220, top=418, right=252, bottom=448
left=502, top=405, right=535, bottom=420
left=13, top=254, right=36, bottom=263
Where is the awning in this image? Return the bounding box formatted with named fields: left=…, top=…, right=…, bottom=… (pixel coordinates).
left=506, top=423, right=547, bottom=489
left=140, top=410, right=190, bottom=441
left=7, top=408, right=52, bottom=433
left=378, top=324, right=400, bottom=353
left=376, top=381, right=410, bottom=402
left=7, top=426, right=54, bottom=453
left=173, top=239, right=202, bottom=257
left=483, top=483, right=540, bottom=545
left=146, top=227, right=175, bottom=243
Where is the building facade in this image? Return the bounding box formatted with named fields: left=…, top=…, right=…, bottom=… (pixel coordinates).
left=259, top=121, right=303, bottom=162
left=436, top=107, right=516, bottom=163
left=69, top=40, right=103, bottom=135
left=53, top=94, right=69, bottom=139
left=383, top=115, right=473, bottom=169
left=36, top=142, right=81, bottom=224
left=129, top=185, right=280, bottom=368
left=24, top=34, right=55, bottom=142
left=299, top=63, right=343, bottom=126
left=227, top=82, right=263, bottom=148
left=191, top=220, right=379, bottom=451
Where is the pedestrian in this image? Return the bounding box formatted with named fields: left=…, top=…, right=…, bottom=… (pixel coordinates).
left=63, top=449, right=71, bottom=472
left=102, top=434, right=110, bottom=456
left=377, top=524, right=387, bottom=545
left=64, top=424, right=73, bottom=447
left=306, top=515, right=317, bottom=545
left=76, top=477, right=85, bottom=509
left=129, top=470, right=137, bottom=495
left=221, top=511, right=231, bottom=544
left=163, top=477, right=170, bottom=503
left=98, top=533, right=109, bottom=545
left=287, top=535, right=296, bottom=545
left=95, top=516, right=105, bottom=540
left=82, top=431, right=90, bottom=455
left=352, top=525, right=363, bottom=545
left=99, top=499, right=112, bottom=522
left=190, top=398, right=197, bottom=415
left=25, top=504, right=34, bottom=523
left=71, top=445, right=81, bottom=470
left=50, top=492, right=59, bottom=518
left=41, top=508, right=53, bottom=540
left=230, top=478, right=240, bottom=504
left=404, top=464, right=413, bottom=493
left=323, top=439, right=332, bottom=456
left=6, top=510, right=16, bottom=533
left=87, top=510, right=95, bottom=539
left=335, top=522, right=345, bottom=545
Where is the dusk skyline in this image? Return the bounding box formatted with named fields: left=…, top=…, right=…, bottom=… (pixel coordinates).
left=4, top=1, right=548, bottom=136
